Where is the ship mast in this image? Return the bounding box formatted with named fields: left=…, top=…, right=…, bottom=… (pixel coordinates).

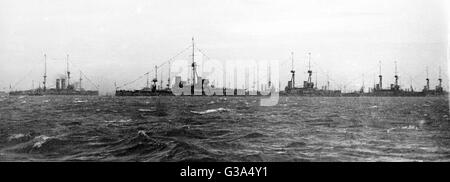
left=361, top=73, right=365, bottom=92
left=327, top=73, right=330, bottom=91
left=290, top=52, right=295, bottom=88
left=256, top=62, right=259, bottom=91
left=167, top=60, right=171, bottom=89
left=315, top=71, right=318, bottom=89
left=378, top=61, right=382, bottom=89
left=308, top=52, right=312, bottom=84
left=43, top=54, right=47, bottom=91
left=233, top=66, right=237, bottom=89
left=79, top=71, right=83, bottom=91
left=160, top=70, right=163, bottom=90
left=191, top=37, right=197, bottom=85
left=67, top=54, right=70, bottom=88
left=146, top=72, right=150, bottom=89
left=438, top=66, right=442, bottom=88
left=153, top=65, right=158, bottom=88
left=426, top=66, right=429, bottom=91
left=394, top=61, right=398, bottom=89
left=268, top=63, right=271, bottom=88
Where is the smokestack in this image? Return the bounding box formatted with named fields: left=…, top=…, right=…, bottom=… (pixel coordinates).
left=56, top=79, right=61, bottom=90
left=439, top=66, right=442, bottom=88
left=426, top=67, right=429, bottom=91
left=66, top=54, right=70, bottom=88
left=394, top=61, right=398, bottom=87
left=290, top=52, right=295, bottom=89
left=61, top=79, right=66, bottom=90
left=379, top=61, right=382, bottom=89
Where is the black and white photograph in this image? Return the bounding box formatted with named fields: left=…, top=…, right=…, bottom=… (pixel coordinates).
left=0, top=0, right=449, bottom=178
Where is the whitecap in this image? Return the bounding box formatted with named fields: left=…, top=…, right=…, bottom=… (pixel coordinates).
left=8, top=133, right=27, bottom=141
left=33, top=135, right=52, bottom=148
left=387, top=125, right=419, bottom=133
left=74, top=100, right=88, bottom=103
left=401, top=125, right=418, bottom=130
left=137, top=130, right=149, bottom=138
left=104, top=119, right=132, bottom=123
left=418, top=120, right=427, bottom=127
left=191, top=108, right=231, bottom=115
left=138, top=109, right=155, bottom=112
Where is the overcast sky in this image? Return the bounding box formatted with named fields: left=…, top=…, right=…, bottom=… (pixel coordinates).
left=0, top=0, right=448, bottom=94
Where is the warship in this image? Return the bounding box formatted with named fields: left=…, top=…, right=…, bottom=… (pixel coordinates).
left=359, top=62, right=446, bottom=97
left=280, top=52, right=342, bottom=96
left=115, top=38, right=272, bottom=97
left=280, top=52, right=446, bottom=97
left=9, top=54, right=99, bottom=96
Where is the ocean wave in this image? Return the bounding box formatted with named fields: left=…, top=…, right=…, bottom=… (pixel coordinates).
left=285, top=141, right=307, bottom=148
left=190, top=108, right=231, bottom=115
left=102, top=131, right=168, bottom=158
left=104, top=119, right=132, bottom=123
left=6, top=133, right=34, bottom=143
left=73, top=99, right=88, bottom=103
left=241, top=132, right=267, bottom=139
left=33, top=135, right=53, bottom=148
left=138, top=108, right=155, bottom=112
left=161, top=141, right=218, bottom=162
left=163, top=127, right=208, bottom=139
left=387, top=125, right=419, bottom=133
left=8, top=134, right=28, bottom=141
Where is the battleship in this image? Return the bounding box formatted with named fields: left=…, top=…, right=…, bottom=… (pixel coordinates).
left=115, top=38, right=272, bottom=97
left=280, top=51, right=446, bottom=97
left=8, top=54, right=99, bottom=96
left=7, top=40, right=446, bottom=98
left=345, top=62, right=447, bottom=97
left=280, top=52, right=342, bottom=96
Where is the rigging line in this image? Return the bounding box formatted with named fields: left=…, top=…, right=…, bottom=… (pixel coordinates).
left=158, top=45, right=193, bottom=69
left=80, top=71, right=100, bottom=90
left=116, top=72, right=151, bottom=89
left=118, top=45, right=192, bottom=89
left=65, top=62, right=99, bottom=89
left=12, top=69, right=34, bottom=89
left=10, top=57, right=43, bottom=89
left=196, top=48, right=212, bottom=61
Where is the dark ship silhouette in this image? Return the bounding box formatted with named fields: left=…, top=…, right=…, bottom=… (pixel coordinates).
left=116, top=40, right=446, bottom=98
left=10, top=40, right=443, bottom=98
left=115, top=38, right=272, bottom=97
left=347, top=62, right=446, bottom=97
left=280, top=52, right=342, bottom=96
left=9, top=54, right=98, bottom=96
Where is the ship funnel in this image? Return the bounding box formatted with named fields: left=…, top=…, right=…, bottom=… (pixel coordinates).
left=61, top=78, right=66, bottom=90
left=56, top=79, right=61, bottom=90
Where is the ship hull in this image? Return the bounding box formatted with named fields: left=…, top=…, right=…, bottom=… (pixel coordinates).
left=9, top=90, right=99, bottom=96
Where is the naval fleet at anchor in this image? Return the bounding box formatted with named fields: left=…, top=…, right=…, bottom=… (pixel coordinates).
left=5, top=38, right=447, bottom=97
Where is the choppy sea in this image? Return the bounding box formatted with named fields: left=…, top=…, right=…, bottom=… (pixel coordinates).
left=0, top=95, right=449, bottom=162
